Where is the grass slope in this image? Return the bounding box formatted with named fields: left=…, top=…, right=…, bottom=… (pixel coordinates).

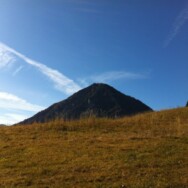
left=0, top=108, right=188, bottom=187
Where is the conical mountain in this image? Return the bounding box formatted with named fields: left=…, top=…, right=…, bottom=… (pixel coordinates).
left=19, top=83, right=153, bottom=124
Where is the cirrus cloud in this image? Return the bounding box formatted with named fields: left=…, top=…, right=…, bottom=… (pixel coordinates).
left=0, top=42, right=81, bottom=95
left=0, top=44, right=15, bottom=69
left=78, top=70, right=146, bottom=86
left=0, top=91, right=45, bottom=112
left=0, top=91, right=46, bottom=125
left=0, top=113, right=29, bottom=125
left=164, top=3, right=188, bottom=47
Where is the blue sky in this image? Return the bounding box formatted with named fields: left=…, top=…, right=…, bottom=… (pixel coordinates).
left=0, top=0, right=188, bottom=124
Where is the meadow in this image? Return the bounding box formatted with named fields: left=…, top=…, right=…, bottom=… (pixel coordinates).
left=0, top=107, right=188, bottom=187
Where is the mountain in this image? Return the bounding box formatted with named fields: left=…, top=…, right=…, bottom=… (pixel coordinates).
left=19, top=83, right=153, bottom=124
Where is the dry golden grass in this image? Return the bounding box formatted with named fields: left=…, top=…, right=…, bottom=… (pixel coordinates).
left=0, top=107, right=188, bottom=187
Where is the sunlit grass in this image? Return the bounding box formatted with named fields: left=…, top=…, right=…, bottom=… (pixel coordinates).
left=0, top=107, right=188, bottom=187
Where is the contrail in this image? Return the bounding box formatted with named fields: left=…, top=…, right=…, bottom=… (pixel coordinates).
left=164, top=3, right=188, bottom=47
left=0, top=42, right=81, bottom=95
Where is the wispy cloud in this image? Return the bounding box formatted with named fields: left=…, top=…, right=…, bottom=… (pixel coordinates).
left=0, top=44, right=15, bottom=69
left=74, top=8, right=101, bottom=14
left=65, top=0, right=95, bottom=5
left=0, top=91, right=45, bottom=125
left=78, top=71, right=146, bottom=86
left=12, top=65, right=23, bottom=76
left=0, top=113, right=28, bottom=125
left=0, top=91, right=45, bottom=112
left=164, top=3, right=188, bottom=47
left=91, top=71, right=145, bottom=82
left=0, top=42, right=81, bottom=95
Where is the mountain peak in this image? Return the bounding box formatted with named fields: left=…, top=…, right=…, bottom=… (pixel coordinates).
left=19, top=83, right=153, bottom=124
left=87, top=83, right=114, bottom=90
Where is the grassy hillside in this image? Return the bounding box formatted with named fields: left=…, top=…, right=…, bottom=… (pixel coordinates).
left=0, top=107, right=188, bottom=187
